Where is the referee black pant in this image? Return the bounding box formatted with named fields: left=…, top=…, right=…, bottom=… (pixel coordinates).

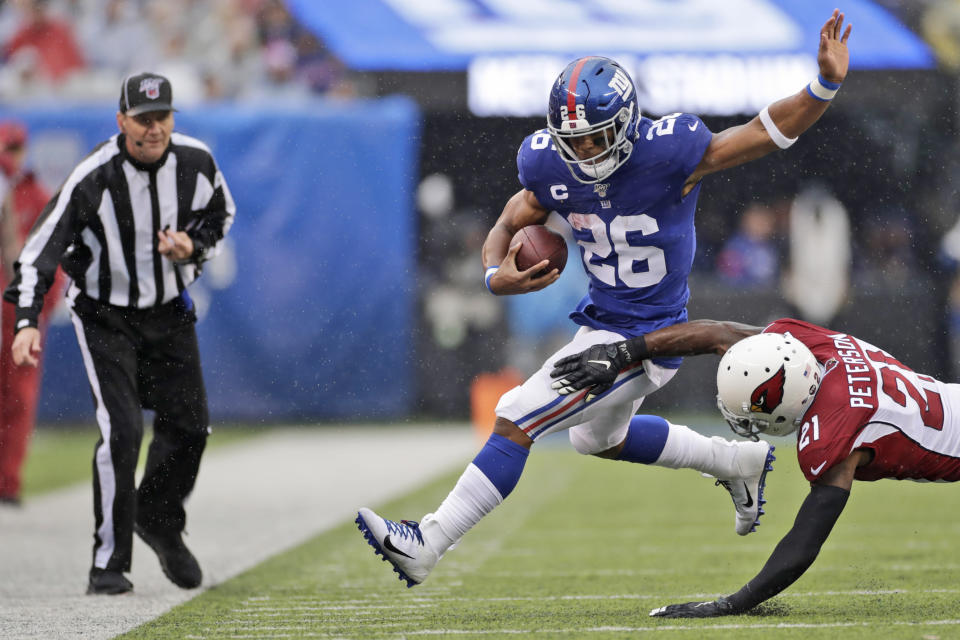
left=68, top=292, right=209, bottom=573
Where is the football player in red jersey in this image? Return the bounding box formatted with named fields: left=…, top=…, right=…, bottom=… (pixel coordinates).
left=0, top=120, right=63, bottom=506
left=550, top=317, right=960, bottom=617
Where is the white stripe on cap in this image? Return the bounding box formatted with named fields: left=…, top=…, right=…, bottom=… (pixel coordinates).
left=122, top=73, right=133, bottom=111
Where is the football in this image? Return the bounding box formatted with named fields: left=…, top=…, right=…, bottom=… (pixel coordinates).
left=511, top=225, right=567, bottom=275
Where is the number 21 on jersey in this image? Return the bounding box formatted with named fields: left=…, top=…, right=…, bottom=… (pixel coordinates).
left=867, top=350, right=945, bottom=430
left=798, top=414, right=820, bottom=452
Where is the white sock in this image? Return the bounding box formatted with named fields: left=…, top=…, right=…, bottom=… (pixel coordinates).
left=422, top=463, right=503, bottom=555
left=652, top=422, right=747, bottom=478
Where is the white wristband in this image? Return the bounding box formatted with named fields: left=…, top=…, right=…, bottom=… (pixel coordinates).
left=484, top=266, right=499, bottom=293
left=759, top=105, right=797, bottom=150
left=806, top=74, right=841, bottom=102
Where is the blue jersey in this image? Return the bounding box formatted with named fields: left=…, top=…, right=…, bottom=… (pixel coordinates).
left=517, top=113, right=712, bottom=367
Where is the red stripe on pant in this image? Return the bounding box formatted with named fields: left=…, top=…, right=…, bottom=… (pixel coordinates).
left=522, top=388, right=589, bottom=435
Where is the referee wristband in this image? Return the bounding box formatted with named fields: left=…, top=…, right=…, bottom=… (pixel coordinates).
left=484, top=266, right=499, bottom=294
left=759, top=105, right=798, bottom=150
left=806, top=74, right=841, bottom=102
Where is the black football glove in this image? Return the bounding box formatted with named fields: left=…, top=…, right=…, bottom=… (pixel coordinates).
left=549, top=342, right=627, bottom=402
left=649, top=596, right=737, bottom=619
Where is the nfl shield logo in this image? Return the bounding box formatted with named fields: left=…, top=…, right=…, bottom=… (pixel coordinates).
left=139, top=78, right=162, bottom=99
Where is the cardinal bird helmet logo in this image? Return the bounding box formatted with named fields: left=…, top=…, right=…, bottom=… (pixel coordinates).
left=750, top=365, right=787, bottom=414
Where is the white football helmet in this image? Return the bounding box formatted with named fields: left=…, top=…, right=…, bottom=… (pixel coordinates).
left=716, top=332, right=821, bottom=440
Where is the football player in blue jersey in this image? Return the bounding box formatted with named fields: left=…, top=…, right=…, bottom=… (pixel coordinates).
left=357, top=10, right=852, bottom=588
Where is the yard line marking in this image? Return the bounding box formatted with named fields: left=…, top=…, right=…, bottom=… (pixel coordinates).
left=230, top=586, right=960, bottom=612
left=185, top=620, right=960, bottom=640
left=183, top=618, right=960, bottom=639
left=225, top=620, right=426, bottom=628
left=586, top=620, right=960, bottom=632
left=422, top=563, right=960, bottom=578
left=347, top=621, right=960, bottom=635
left=381, top=620, right=960, bottom=635
left=230, top=605, right=435, bottom=613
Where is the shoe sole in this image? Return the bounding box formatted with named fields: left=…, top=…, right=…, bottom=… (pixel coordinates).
left=86, top=585, right=133, bottom=595
left=355, top=512, right=419, bottom=588
left=134, top=525, right=202, bottom=589
left=745, top=445, right=776, bottom=535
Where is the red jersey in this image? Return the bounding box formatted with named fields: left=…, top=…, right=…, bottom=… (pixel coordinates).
left=1, top=170, right=62, bottom=304
left=764, top=319, right=960, bottom=483
left=11, top=171, right=49, bottom=238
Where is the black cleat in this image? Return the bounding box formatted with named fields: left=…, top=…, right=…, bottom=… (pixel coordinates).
left=135, top=524, right=203, bottom=589
left=87, top=568, right=133, bottom=595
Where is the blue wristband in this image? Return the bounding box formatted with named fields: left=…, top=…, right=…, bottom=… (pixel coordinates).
left=806, top=74, right=841, bottom=101
left=484, top=266, right=499, bottom=294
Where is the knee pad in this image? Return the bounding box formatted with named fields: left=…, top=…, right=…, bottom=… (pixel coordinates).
left=569, top=419, right=632, bottom=456
left=569, top=425, right=609, bottom=456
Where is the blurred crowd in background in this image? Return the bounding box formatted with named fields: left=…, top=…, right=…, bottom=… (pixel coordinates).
left=1, top=0, right=959, bottom=420
left=0, top=0, right=357, bottom=104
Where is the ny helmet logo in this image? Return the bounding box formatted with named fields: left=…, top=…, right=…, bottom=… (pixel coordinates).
left=608, top=69, right=633, bottom=100
left=750, top=365, right=786, bottom=413
left=139, top=78, right=163, bottom=99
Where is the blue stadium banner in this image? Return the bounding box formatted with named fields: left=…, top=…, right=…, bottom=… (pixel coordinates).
left=0, top=98, right=422, bottom=422
left=287, top=0, right=933, bottom=72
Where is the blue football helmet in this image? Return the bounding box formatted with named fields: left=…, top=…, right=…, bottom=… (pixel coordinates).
left=547, top=56, right=640, bottom=184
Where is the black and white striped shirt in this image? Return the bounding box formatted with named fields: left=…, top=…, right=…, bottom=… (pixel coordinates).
left=4, top=132, right=235, bottom=330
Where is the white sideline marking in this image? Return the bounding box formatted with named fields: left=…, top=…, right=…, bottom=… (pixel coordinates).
left=0, top=425, right=477, bottom=640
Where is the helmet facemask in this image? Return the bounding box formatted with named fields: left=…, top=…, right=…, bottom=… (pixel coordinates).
left=546, top=57, right=640, bottom=185
left=549, top=103, right=635, bottom=184
left=717, top=395, right=776, bottom=441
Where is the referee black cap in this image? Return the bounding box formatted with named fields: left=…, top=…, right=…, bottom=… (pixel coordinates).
left=119, top=72, right=177, bottom=116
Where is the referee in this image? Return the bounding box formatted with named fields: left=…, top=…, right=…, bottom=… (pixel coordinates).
left=3, top=72, right=235, bottom=595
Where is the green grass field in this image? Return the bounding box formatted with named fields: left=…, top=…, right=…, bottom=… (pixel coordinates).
left=21, top=424, right=266, bottom=497
left=111, top=439, right=960, bottom=639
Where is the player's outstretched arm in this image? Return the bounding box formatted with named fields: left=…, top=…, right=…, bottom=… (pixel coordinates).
left=641, top=318, right=761, bottom=357
left=650, top=451, right=865, bottom=618
left=483, top=189, right=559, bottom=295
left=551, top=319, right=760, bottom=398
left=683, top=9, right=851, bottom=192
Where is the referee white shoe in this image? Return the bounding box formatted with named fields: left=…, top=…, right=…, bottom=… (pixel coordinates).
left=356, top=507, right=440, bottom=587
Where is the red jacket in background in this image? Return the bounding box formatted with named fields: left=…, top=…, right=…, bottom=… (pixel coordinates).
left=4, top=17, right=85, bottom=81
